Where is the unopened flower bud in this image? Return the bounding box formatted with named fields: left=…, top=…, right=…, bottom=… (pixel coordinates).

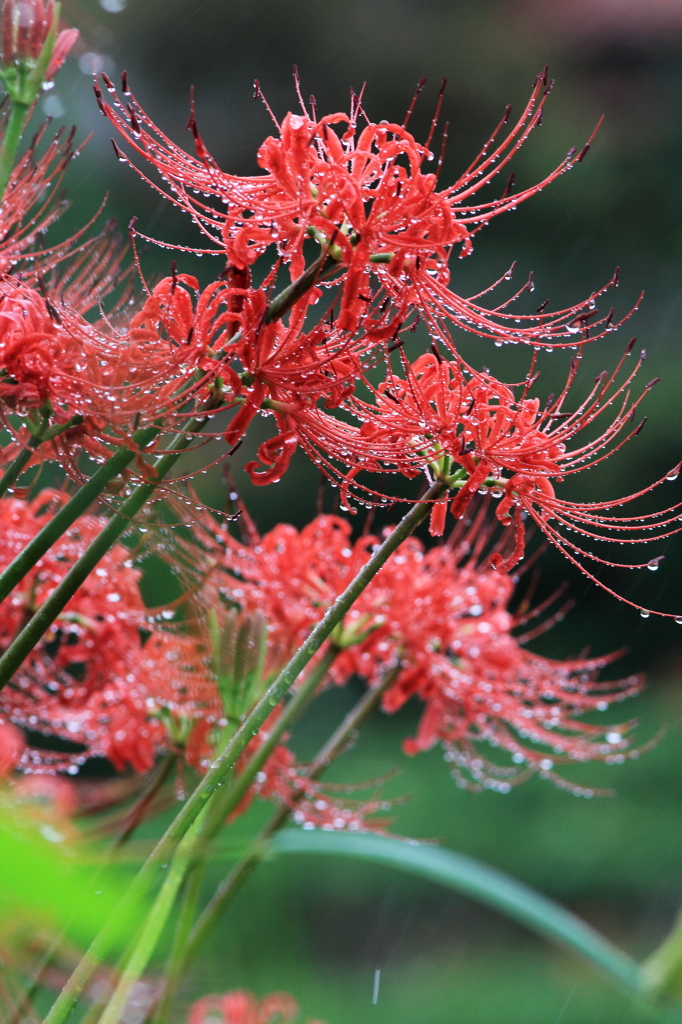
left=1, top=0, right=77, bottom=103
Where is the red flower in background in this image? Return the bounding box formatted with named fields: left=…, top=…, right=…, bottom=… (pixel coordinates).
left=188, top=990, right=325, bottom=1024
left=195, top=511, right=642, bottom=793
left=0, top=491, right=217, bottom=773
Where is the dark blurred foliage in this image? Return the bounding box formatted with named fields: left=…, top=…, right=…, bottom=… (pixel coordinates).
left=30, top=1, right=682, bottom=1020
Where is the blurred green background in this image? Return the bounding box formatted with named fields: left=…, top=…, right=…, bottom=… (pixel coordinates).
left=35, top=1, right=682, bottom=1021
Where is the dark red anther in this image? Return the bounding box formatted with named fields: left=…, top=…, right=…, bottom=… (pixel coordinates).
left=503, top=104, right=512, bottom=123
left=121, top=70, right=130, bottom=94
left=634, top=418, right=647, bottom=436
left=127, top=104, right=140, bottom=136
left=626, top=337, right=636, bottom=354
left=111, top=138, right=125, bottom=161
left=576, top=142, right=590, bottom=163
left=93, top=80, right=107, bottom=115
left=646, top=378, right=661, bottom=389
left=536, top=298, right=550, bottom=313
left=101, top=72, right=114, bottom=91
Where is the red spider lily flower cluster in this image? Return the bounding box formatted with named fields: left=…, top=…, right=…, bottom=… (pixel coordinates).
left=0, top=492, right=390, bottom=830
left=97, top=69, right=623, bottom=349
left=0, top=490, right=217, bottom=773
left=187, top=511, right=640, bottom=794
left=0, top=272, right=235, bottom=472
left=63, top=68, right=678, bottom=620
left=0, top=54, right=675, bottom=816
left=187, top=990, right=325, bottom=1024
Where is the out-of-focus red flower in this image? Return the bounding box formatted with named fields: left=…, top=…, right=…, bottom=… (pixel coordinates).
left=0, top=491, right=217, bottom=773
left=0, top=718, right=23, bottom=773
left=211, top=511, right=643, bottom=792
left=97, top=70, right=623, bottom=348
left=187, top=990, right=324, bottom=1024
left=1, top=0, right=77, bottom=80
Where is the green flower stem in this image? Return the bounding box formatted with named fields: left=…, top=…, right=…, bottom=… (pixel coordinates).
left=148, top=863, right=204, bottom=1024
left=43, top=479, right=446, bottom=1024
left=201, top=643, right=341, bottom=835
left=185, top=662, right=401, bottom=965
left=0, top=419, right=207, bottom=691
left=95, top=645, right=340, bottom=1023
left=97, top=808, right=210, bottom=1024
left=0, top=414, right=85, bottom=500
left=641, top=906, right=682, bottom=1001
left=0, top=424, right=159, bottom=607
left=0, top=101, right=30, bottom=203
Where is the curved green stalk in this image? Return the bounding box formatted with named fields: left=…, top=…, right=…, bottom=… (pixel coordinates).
left=95, top=645, right=341, bottom=1021
left=43, top=480, right=446, bottom=1024
left=271, top=830, right=642, bottom=993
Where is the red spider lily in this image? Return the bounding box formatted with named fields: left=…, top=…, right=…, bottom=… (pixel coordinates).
left=202, top=512, right=642, bottom=792
left=214, top=277, right=405, bottom=482
left=0, top=491, right=217, bottom=773
left=187, top=990, right=324, bottom=1024
left=280, top=344, right=682, bottom=616
left=0, top=273, right=234, bottom=471
left=96, top=69, right=624, bottom=347
left=1, top=0, right=77, bottom=81
left=0, top=119, right=128, bottom=311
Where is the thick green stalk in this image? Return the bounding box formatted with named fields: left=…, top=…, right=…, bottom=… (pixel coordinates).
left=95, top=646, right=340, bottom=1022
left=0, top=101, right=29, bottom=202
left=148, top=864, right=204, bottom=1024
left=97, top=810, right=208, bottom=1024
left=185, top=664, right=400, bottom=964
left=202, top=643, right=340, bottom=833
left=0, top=421, right=205, bottom=690
left=43, top=480, right=446, bottom=1024
left=0, top=425, right=158, bottom=607
left=641, top=907, right=682, bottom=1001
